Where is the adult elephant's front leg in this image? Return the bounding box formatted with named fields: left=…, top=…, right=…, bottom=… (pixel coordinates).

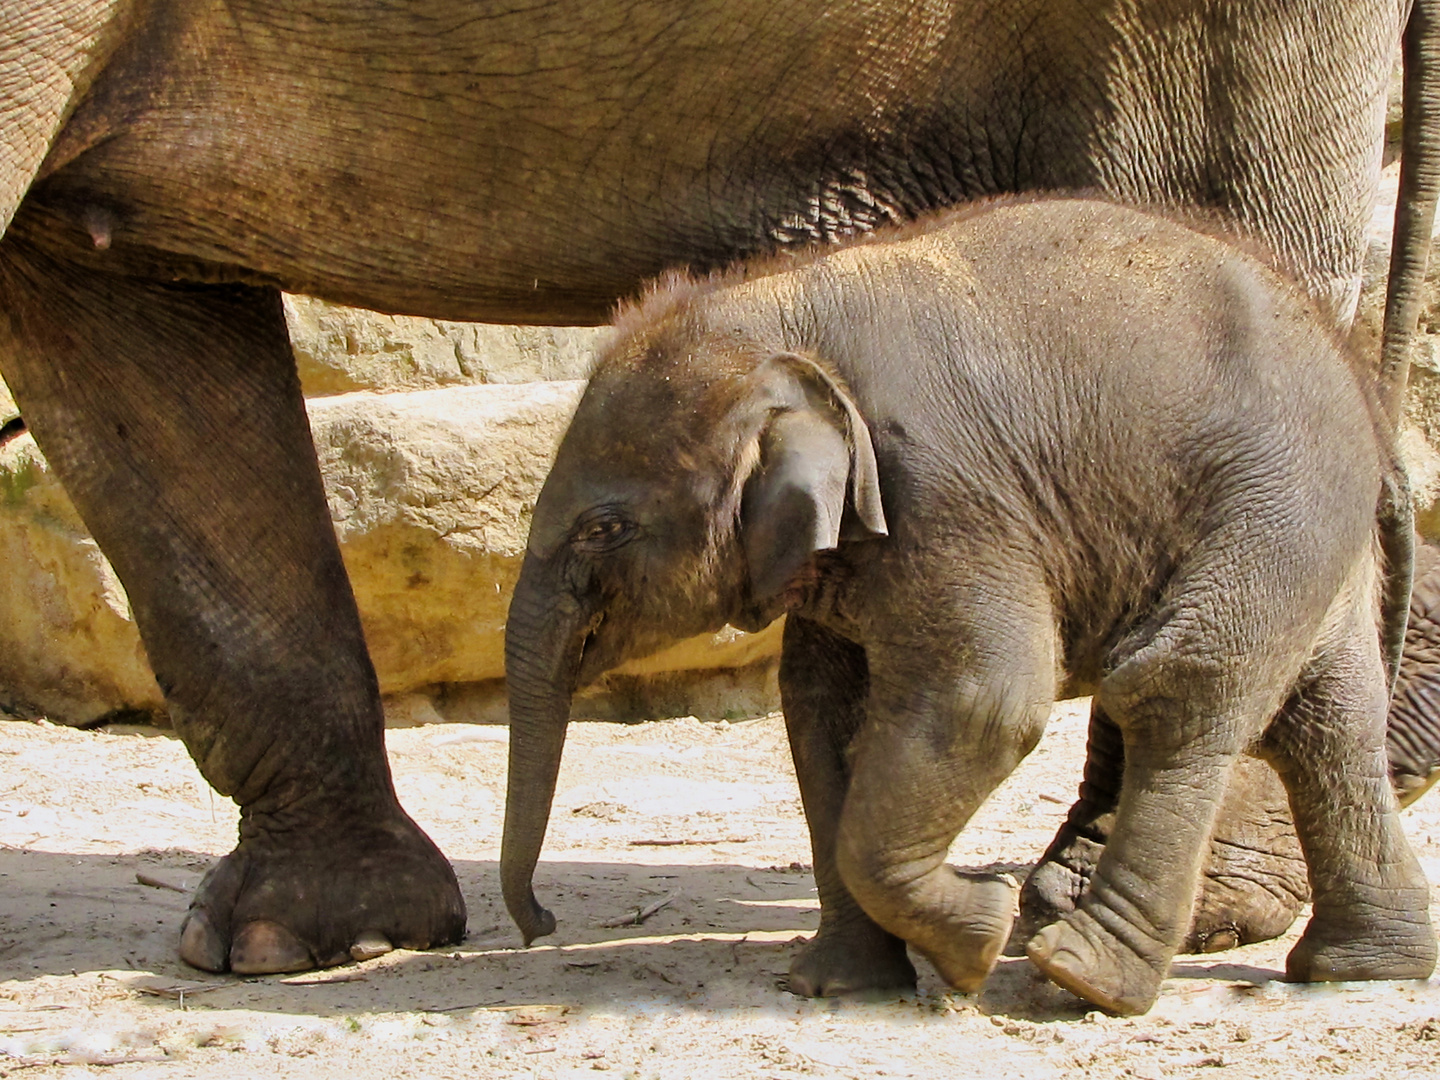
left=0, top=230, right=465, bottom=973
left=779, top=617, right=915, bottom=996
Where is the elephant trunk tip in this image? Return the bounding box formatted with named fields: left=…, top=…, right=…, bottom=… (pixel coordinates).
left=506, top=885, right=557, bottom=946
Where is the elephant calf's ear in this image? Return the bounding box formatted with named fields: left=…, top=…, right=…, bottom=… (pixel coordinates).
left=740, top=354, right=887, bottom=603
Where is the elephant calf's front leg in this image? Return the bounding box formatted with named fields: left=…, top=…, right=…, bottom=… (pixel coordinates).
left=834, top=620, right=1053, bottom=993
left=780, top=617, right=916, bottom=996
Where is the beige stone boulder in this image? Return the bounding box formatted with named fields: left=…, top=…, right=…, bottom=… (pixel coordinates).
left=0, top=378, right=782, bottom=726
left=313, top=381, right=583, bottom=691
left=285, top=295, right=604, bottom=395
left=0, top=431, right=165, bottom=725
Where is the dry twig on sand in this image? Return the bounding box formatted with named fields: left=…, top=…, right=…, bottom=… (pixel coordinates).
left=134, top=872, right=187, bottom=893
left=598, top=892, right=678, bottom=928
left=628, top=837, right=751, bottom=847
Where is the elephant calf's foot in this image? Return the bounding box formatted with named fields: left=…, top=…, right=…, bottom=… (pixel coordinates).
left=1286, top=903, right=1437, bottom=984
left=788, top=924, right=917, bottom=997
left=1026, top=909, right=1166, bottom=1016
left=180, top=806, right=466, bottom=974
left=902, top=873, right=1016, bottom=994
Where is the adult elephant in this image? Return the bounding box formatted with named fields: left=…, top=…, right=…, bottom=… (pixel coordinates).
left=1, top=0, right=1435, bottom=976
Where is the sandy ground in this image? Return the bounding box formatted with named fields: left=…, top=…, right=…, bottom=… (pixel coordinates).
left=0, top=700, right=1437, bottom=1079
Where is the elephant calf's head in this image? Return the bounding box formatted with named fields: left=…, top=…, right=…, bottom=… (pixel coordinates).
left=518, top=281, right=887, bottom=688
left=500, top=275, right=886, bottom=944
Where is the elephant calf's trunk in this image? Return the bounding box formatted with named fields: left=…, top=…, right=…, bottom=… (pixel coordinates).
left=500, top=676, right=571, bottom=944
left=500, top=570, right=590, bottom=944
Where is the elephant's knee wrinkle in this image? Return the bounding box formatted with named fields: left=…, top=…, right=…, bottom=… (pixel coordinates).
left=833, top=830, right=931, bottom=915
left=1012, top=707, right=1047, bottom=760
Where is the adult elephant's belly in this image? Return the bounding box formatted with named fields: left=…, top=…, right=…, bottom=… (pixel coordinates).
left=25, top=0, right=1393, bottom=330
left=31, top=95, right=682, bottom=324
left=27, top=0, right=990, bottom=325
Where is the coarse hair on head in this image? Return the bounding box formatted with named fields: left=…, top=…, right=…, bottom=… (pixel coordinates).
left=594, top=267, right=777, bottom=390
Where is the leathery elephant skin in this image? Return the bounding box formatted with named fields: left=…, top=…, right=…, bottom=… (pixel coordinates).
left=1, top=1, right=1435, bottom=976
left=1015, top=537, right=1440, bottom=959
left=499, top=198, right=1436, bottom=1017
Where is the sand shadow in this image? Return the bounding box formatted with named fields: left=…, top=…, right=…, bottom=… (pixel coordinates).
left=0, top=846, right=1303, bottom=1023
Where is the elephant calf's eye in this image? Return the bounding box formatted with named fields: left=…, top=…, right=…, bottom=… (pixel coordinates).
left=571, top=513, right=636, bottom=552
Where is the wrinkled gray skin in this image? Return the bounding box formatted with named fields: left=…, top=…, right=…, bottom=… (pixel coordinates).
left=501, top=198, right=1437, bottom=1016
left=1014, top=547, right=1440, bottom=957
left=3, top=0, right=1437, bottom=975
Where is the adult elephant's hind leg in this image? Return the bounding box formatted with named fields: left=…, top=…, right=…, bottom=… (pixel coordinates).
left=780, top=617, right=915, bottom=996
left=1263, top=606, right=1436, bottom=985
left=0, top=233, right=465, bottom=973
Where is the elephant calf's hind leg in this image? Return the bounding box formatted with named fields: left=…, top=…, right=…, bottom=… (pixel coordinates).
left=1263, top=614, right=1436, bottom=985
left=1016, top=707, right=1308, bottom=958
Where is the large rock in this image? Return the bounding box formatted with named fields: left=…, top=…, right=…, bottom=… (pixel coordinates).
left=0, top=379, right=781, bottom=727
left=314, top=382, right=583, bottom=691
left=0, top=430, right=165, bottom=724
left=285, top=295, right=604, bottom=395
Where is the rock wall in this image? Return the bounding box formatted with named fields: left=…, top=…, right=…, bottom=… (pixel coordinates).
left=3, top=111, right=1439, bottom=728
left=0, top=312, right=781, bottom=729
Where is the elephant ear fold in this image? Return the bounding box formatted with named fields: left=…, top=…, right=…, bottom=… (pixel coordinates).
left=740, top=352, right=887, bottom=603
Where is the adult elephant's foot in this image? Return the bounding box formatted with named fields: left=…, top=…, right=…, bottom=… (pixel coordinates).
left=180, top=805, right=466, bottom=974
left=1016, top=755, right=1307, bottom=956
left=1026, top=909, right=1164, bottom=1017
left=788, top=923, right=917, bottom=997
left=1181, top=755, right=1308, bottom=952
left=1010, top=816, right=1106, bottom=953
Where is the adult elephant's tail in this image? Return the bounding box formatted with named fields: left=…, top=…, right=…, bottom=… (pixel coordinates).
left=1381, top=0, right=1440, bottom=424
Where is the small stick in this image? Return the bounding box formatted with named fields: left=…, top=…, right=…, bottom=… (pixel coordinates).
left=628, top=838, right=751, bottom=847
left=598, top=892, right=677, bottom=928
left=134, top=872, right=187, bottom=893
left=5, top=1050, right=169, bottom=1069
left=130, top=983, right=226, bottom=1000
left=279, top=972, right=369, bottom=986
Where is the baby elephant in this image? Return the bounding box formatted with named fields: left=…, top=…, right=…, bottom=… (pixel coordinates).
left=500, top=198, right=1436, bottom=1015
